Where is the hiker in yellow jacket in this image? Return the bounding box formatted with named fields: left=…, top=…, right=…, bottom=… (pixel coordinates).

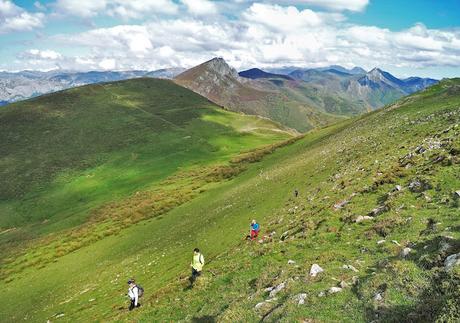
left=189, top=248, right=205, bottom=286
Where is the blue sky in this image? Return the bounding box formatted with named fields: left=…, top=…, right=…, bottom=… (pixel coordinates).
left=1, top=0, right=459, bottom=78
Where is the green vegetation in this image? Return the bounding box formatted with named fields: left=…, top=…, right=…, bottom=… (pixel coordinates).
left=1, top=78, right=459, bottom=322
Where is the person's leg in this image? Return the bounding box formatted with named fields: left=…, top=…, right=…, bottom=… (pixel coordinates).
left=129, top=299, right=135, bottom=311
left=190, top=268, right=197, bottom=284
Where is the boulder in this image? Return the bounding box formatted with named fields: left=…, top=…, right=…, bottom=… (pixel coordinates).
left=444, top=253, right=460, bottom=271
left=309, top=264, right=324, bottom=277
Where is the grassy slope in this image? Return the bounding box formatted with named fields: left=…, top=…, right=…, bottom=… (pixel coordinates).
left=1, top=79, right=459, bottom=322
left=130, top=79, right=458, bottom=322
left=0, top=78, right=294, bottom=289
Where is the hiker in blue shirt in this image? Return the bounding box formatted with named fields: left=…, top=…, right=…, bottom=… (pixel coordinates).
left=250, top=219, right=260, bottom=240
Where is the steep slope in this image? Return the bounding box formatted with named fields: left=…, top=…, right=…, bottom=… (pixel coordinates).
left=1, top=76, right=457, bottom=322
left=175, top=58, right=346, bottom=132
left=125, top=79, right=458, bottom=322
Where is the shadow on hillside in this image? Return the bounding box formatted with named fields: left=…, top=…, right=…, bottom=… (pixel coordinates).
left=191, top=315, right=216, bottom=323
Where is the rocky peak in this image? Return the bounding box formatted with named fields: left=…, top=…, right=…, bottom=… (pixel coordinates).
left=200, top=57, right=239, bottom=79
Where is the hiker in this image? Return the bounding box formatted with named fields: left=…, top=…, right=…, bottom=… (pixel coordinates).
left=250, top=219, right=260, bottom=240
left=190, top=248, right=205, bottom=286
left=127, top=279, right=141, bottom=311
left=294, top=189, right=299, bottom=198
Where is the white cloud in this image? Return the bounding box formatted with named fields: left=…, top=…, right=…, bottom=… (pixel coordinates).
left=99, top=58, right=116, bottom=70
left=0, top=0, right=44, bottom=33
left=54, top=0, right=107, bottom=18
left=181, top=0, right=218, bottom=16
left=27, top=49, right=62, bottom=60
left=5, top=2, right=460, bottom=76
left=243, top=3, right=322, bottom=31
left=54, top=0, right=178, bottom=19
left=277, top=0, right=369, bottom=12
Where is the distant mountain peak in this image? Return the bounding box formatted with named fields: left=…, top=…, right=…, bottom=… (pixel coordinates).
left=198, top=57, right=239, bottom=79
left=239, top=68, right=293, bottom=80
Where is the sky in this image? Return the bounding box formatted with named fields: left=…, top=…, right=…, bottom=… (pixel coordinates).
left=0, top=0, right=459, bottom=78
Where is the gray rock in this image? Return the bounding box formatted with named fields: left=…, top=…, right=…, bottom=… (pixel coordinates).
left=288, top=259, right=296, bottom=265
left=294, top=293, right=307, bottom=305
left=408, top=178, right=431, bottom=193
left=328, top=287, right=342, bottom=294
left=269, top=282, right=286, bottom=298
left=374, top=293, right=383, bottom=302
left=368, top=205, right=389, bottom=216
left=355, top=215, right=373, bottom=223
left=309, top=264, right=324, bottom=277
left=318, top=291, right=326, bottom=297
left=339, top=281, right=349, bottom=289
left=400, top=247, right=412, bottom=258
left=444, top=253, right=460, bottom=271
left=377, top=240, right=386, bottom=245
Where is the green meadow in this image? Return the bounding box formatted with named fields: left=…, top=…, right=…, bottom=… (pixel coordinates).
left=1, top=78, right=459, bottom=322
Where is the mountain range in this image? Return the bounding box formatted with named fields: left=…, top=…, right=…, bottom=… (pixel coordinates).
left=0, top=68, right=185, bottom=105
left=1, top=59, right=438, bottom=132
left=174, top=58, right=437, bottom=131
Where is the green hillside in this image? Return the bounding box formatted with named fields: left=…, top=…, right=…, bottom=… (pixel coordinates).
left=1, top=79, right=460, bottom=322
left=0, top=78, right=294, bottom=285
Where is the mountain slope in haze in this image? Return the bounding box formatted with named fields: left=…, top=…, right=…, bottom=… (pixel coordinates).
left=2, top=77, right=458, bottom=322
left=0, top=68, right=185, bottom=105
left=239, top=68, right=294, bottom=80
left=289, top=67, right=438, bottom=110
left=175, top=58, right=347, bottom=132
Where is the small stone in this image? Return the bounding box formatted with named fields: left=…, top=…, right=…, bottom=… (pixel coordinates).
left=377, top=240, right=386, bottom=245
left=455, top=190, right=460, bottom=198
left=328, top=287, right=342, bottom=294
left=264, top=287, right=274, bottom=292
left=392, top=240, right=401, bottom=246
left=374, top=293, right=383, bottom=302
left=444, top=253, right=460, bottom=271
left=355, top=215, right=373, bottom=223
left=401, top=247, right=412, bottom=258
left=339, top=281, right=349, bottom=289
left=288, top=259, right=296, bottom=265
left=295, top=293, right=307, bottom=305
left=352, top=276, right=359, bottom=285
left=269, top=282, right=286, bottom=298
left=395, top=185, right=402, bottom=191
left=318, top=291, right=326, bottom=297
left=368, top=205, right=389, bottom=217
left=309, top=264, right=324, bottom=277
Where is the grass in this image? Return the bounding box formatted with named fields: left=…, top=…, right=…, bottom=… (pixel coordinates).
left=0, top=78, right=292, bottom=256
left=1, top=79, right=460, bottom=322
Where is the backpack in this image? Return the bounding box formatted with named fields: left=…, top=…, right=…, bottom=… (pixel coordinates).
left=137, top=285, right=144, bottom=298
